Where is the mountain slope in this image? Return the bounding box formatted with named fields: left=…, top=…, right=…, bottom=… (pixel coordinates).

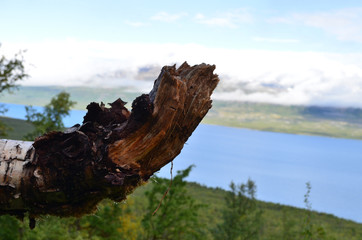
left=0, top=116, right=34, bottom=140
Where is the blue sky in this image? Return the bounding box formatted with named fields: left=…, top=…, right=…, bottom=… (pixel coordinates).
left=2, top=0, right=362, bottom=106
left=2, top=0, right=362, bottom=51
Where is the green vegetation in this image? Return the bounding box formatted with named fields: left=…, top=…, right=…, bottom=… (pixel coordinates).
left=1, top=86, right=362, bottom=238
left=0, top=174, right=361, bottom=239
left=0, top=116, right=34, bottom=140
left=24, top=91, right=76, bottom=140
left=0, top=45, right=28, bottom=136
left=142, top=165, right=204, bottom=240
left=299, top=182, right=327, bottom=240
left=0, top=91, right=76, bottom=140
left=0, top=115, right=360, bottom=240
left=213, top=180, right=262, bottom=240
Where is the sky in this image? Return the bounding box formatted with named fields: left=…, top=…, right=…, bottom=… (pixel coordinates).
left=2, top=0, right=362, bottom=107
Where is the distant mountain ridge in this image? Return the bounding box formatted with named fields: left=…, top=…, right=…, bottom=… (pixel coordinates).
left=1, top=86, right=362, bottom=139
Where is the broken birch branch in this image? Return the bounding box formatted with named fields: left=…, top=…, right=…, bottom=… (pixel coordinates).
left=0, top=62, right=219, bottom=222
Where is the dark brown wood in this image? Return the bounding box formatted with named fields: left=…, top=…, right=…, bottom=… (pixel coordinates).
left=0, top=62, right=219, bottom=221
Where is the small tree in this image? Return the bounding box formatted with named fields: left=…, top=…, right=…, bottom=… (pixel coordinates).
left=142, top=165, right=205, bottom=240
left=213, top=179, right=263, bottom=240
left=80, top=199, right=141, bottom=240
left=24, top=91, right=76, bottom=140
left=0, top=44, right=28, bottom=136
left=300, top=182, right=327, bottom=240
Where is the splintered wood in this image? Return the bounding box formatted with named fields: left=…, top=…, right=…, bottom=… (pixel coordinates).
left=0, top=62, right=219, bottom=221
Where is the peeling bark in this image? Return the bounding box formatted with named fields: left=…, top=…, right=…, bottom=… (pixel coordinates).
left=0, top=62, right=219, bottom=222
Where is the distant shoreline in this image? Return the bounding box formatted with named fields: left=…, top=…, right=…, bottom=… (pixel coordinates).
left=1, top=85, right=362, bottom=140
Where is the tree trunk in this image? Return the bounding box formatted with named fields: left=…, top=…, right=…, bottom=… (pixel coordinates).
left=0, top=62, right=219, bottom=224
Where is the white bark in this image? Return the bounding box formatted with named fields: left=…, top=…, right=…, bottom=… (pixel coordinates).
left=0, top=140, right=35, bottom=189
left=0, top=140, right=37, bottom=213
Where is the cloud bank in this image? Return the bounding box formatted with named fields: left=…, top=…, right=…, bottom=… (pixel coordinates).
left=3, top=39, right=362, bottom=107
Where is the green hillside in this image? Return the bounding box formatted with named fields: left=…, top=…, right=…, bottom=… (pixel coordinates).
left=0, top=116, right=35, bottom=140
left=0, top=118, right=361, bottom=239
left=1, top=180, right=360, bottom=239
left=131, top=181, right=362, bottom=239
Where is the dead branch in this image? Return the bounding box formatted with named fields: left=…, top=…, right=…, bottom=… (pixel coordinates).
left=0, top=62, right=219, bottom=223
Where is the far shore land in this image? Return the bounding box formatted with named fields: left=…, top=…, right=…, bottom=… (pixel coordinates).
left=1, top=86, right=362, bottom=140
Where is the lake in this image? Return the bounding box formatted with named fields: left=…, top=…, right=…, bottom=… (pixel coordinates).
left=2, top=102, right=362, bottom=223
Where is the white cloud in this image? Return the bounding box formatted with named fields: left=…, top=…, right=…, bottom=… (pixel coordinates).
left=270, top=8, right=362, bottom=43
left=151, top=12, right=187, bottom=22
left=295, top=8, right=362, bottom=42
left=3, top=39, right=362, bottom=107
left=195, top=9, right=252, bottom=28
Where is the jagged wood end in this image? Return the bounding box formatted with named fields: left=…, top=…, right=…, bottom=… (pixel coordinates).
left=108, top=62, right=219, bottom=178
left=0, top=62, right=219, bottom=220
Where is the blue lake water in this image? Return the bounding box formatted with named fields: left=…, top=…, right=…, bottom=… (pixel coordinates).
left=2, top=103, right=86, bottom=127
left=2, top=102, right=362, bottom=223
